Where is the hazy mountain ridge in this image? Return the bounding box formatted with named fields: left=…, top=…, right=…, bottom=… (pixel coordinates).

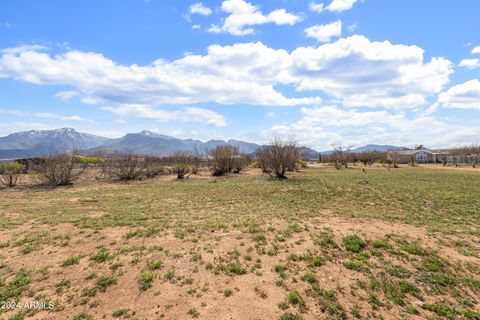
left=0, top=128, right=404, bottom=159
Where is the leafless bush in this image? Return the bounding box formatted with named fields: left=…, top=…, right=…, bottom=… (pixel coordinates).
left=0, top=162, right=24, bottom=187
left=208, top=146, right=239, bottom=176
left=170, top=152, right=199, bottom=179
left=332, top=145, right=352, bottom=169
left=354, top=151, right=385, bottom=166
left=39, top=153, right=83, bottom=186
left=105, top=155, right=145, bottom=181
left=256, top=139, right=300, bottom=179
left=232, top=154, right=252, bottom=173
left=144, top=156, right=164, bottom=178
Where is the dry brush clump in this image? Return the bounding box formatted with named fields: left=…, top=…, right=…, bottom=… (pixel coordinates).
left=208, top=146, right=251, bottom=176
left=104, top=155, right=146, bottom=181
left=39, top=152, right=84, bottom=186
left=168, top=152, right=201, bottom=179
left=256, top=139, right=300, bottom=179
left=353, top=151, right=386, bottom=166
left=144, top=156, right=165, bottom=178
left=0, top=162, right=24, bottom=187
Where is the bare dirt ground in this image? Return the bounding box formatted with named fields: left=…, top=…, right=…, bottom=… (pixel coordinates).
left=0, top=167, right=479, bottom=320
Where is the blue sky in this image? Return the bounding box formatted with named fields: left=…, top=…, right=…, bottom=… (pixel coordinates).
left=0, top=0, right=479, bottom=150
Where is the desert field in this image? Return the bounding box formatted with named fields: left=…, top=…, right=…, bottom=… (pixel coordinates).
left=0, top=166, right=479, bottom=320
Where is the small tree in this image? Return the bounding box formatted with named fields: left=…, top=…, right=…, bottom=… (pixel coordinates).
left=256, top=139, right=300, bottom=179
left=333, top=145, right=352, bottom=169
left=40, top=153, right=83, bottom=186
left=0, top=162, right=24, bottom=187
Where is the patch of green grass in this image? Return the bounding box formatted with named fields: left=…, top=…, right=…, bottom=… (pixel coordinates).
left=73, top=312, right=94, bottom=320
left=342, top=235, right=367, bottom=253
left=112, top=308, right=130, bottom=318
left=147, top=259, right=164, bottom=270
left=138, top=271, right=154, bottom=291
left=90, top=248, right=113, bottom=263
left=223, top=289, right=233, bottom=297
left=279, top=313, right=304, bottom=320
left=301, top=273, right=318, bottom=284
left=0, top=268, right=30, bottom=301
left=226, top=263, right=247, bottom=275
left=287, top=290, right=306, bottom=312
left=95, top=276, right=117, bottom=292
left=62, top=255, right=81, bottom=266
left=343, top=260, right=363, bottom=271
left=187, top=308, right=200, bottom=318
left=423, top=303, right=457, bottom=319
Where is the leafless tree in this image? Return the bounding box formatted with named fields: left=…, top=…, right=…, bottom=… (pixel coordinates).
left=256, top=139, right=300, bottom=179
left=0, top=162, right=24, bottom=187
left=39, top=152, right=84, bottom=186
left=333, top=145, right=352, bottom=169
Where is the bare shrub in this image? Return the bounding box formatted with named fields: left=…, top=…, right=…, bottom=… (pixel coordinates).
left=354, top=151, right=384, bottom=166
left=40, top=153, right=83, bottom=186
left=208, top=146, right=238, bottom=176
left=232, top=154, right=252, bottom=173
left=105, top=155, right=145, bottom=181
left=256, top=139, right=300, bottom=179
left=144, top=156, right=164, bottom=178
left=0, top=162, right=24, bottom=187
left=170, top=152, right=199, bottom=179
left=333, top=145, right=352, bottom=169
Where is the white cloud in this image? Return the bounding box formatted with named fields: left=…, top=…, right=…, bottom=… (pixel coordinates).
left=189, top=2, right=212, bottom=16
left=471, top=46, right=480, bottom=54
left=102, top=104, right=227, bottom=127
left=208, top=0, right=301, bottom=35
left=304, top=20, right=342, bottom=43
left=310, top=0, right=360, bottom=13
left=55, top=90, right=79, bottom=101
left=192, top=24, right=201, bottom=29
left=290, top=35, right=453, bottom=108
left=458, top=58, right=480, bottom=69
left=308, top=2, right=324, bottom=13
left=326, top=0, right=359, bottom=12
left=438, top=79, right=480, bottom=110
left=0, top=36, right=452, bottom=110
left=260, top=105, right=478, bottom=150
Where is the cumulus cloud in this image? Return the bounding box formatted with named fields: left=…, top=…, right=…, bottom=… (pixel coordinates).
left=188, top=2, right=212, bottom=16
left=0, top=36, right=452, bottom=110
left=438, top=79, right=480, bottom=110
left=290, top=35, right=453, bottom=108
left=309, top=0, right=359, bottom=13
left=102, top=104, right=227, bottom=127
left=260, top=105, right=478, bottom=150
left=304, top=20, right=342, bottom=43
left=471, top=46, right=480, bottom=54
left=459, top=58, right=480, bottom=69
left=208, top=0, right=301, bottom=35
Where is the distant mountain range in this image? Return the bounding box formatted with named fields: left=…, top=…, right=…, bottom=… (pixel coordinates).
left=0, top=128, right=405, bottom=160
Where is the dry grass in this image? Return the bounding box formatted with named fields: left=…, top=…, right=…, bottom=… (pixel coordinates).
left=0, top=166, right=479, bottom=319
